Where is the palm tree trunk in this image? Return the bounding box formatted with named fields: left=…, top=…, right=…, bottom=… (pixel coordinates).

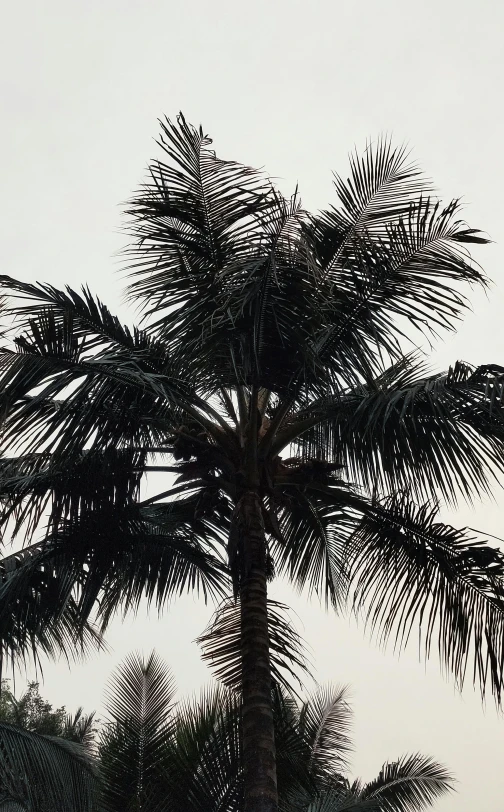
left=239, top=489, right=278, bottom=812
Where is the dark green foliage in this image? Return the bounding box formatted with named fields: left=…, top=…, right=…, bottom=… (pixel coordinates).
left=0, top=114, right=503, bottom=717
left=98, top=652, right=176, bottom=812
left=0, top=678, right=97, bottom=811
left=0, top=652, right=452, bottom=811
left=0, top=681, right=66, bottom=737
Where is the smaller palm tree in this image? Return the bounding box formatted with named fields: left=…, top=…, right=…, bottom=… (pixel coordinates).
left=0, top=651, right=452, bottom=812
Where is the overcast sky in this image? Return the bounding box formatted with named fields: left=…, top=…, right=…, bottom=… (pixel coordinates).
left=1, top=2, right=504, bottom=809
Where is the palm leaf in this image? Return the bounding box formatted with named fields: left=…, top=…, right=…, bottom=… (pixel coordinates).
left=99, top=651, right=176, bottom=812
left=290, top=140, right=489, bottom=399
left=0, top=503, right=228, bottom=670
left=327, top=139, right=431, bottom=244
left=0, top=721, right=98, bottom=811
left=289, top=357, right=504, bottom=504
left=273, top=684, right=316, bottom=812
left=357, top=754, right=453, bottom=812
left=0, top=539, right=104, bottom=675
left=269, top=476, right=362, bottom=608
left=298, top=686, right=352, bottom=784
left=162, top=684, right=243, bottom=812
left=0, top=285, right=211, bottom=479
left=303, top=790, right=381, bottom=811
left=124, top=113, right=274, bottom=330
left=197, top=598, right=310, bottom=694
left=349, top=493, right=504, bottom=702
left=0, top=447, right=144, bottom=541
left=62, top=708, right=97, bottom=749
left=205, top=191, right=325, bottom=394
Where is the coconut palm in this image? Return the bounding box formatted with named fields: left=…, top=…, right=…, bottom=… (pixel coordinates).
left=0, top=651, right=453, bottom=812
left=1, top=115, right=504, bottom=811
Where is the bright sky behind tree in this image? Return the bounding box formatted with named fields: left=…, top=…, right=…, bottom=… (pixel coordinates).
left=1, top=2, right=503, bottom=809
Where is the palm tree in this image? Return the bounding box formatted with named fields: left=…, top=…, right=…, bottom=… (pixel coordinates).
left=1, top=115, right=504, bottom=810
left=0, top=651, right=453, bottom=812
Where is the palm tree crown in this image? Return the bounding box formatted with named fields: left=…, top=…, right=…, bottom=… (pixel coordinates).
left=0, top=114, right=503, bottom=810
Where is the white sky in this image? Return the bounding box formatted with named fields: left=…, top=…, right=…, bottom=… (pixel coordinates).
left=1, top=1, right=504, bottom=809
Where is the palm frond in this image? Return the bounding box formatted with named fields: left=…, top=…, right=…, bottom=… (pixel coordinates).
left=163, top=684, right=243, bottom=812
left=124, top=113, right=274, bottom=328
left=358, top=754, right=453, bottom=812
left=0, top=320, right=179, bottom=461
left=203, top=191, right=326, bottom=394
left=270, top=475, right=362, bottom=608
left=99, top=651, right=176, bottom=812
left=273, top=684, right=316, bottom=812
left=96, top=505, right=229, bottom=626
left=0, top=538, right=104, bottom=675
left=0, top=275, right=215, bottom=408
left=62, top=708, right=97, bottom=749
left=0, top=721, right=98, bottom=812
left=303, top=789, right=380, bottom=811
left=0, top=276, right=145, bottom=353
left=290, top=358, right=504, bottom=504
left=0, top=447, right=144, bottom=541
left=306, top=199, right=488, bottom=391
left=326, top=139, right=431, bottom=247
left=197, top=598, right=310, bottom=694
left=350, top=493, right=504, bottom=702
left=0, top=503, right=228, bottom=670
left=0, top=800, right=27, bottom=811
left=298, top=685, right=352, bottom=784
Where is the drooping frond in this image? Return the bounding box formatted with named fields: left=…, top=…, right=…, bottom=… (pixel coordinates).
left=0, top=539, right=103, bottom=674
left=356, top=754, right=453, bottom=812
left=96, top=503, right=229, bottom=625
left=349, top=493, right=504, bottom=703
left=197, top=598, right=310, bottom=694
left=0, top=503, right=228, bottom=670
left=0, top=447, right=144, bottom=541
left=0, top=722, right=98, bottom=811
left=269, top=468, right=363, bottom=608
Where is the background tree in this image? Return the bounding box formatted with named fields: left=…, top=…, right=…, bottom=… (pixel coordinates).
left=0, top=116, right=504, bottom=811
left=0, top=680, right=95, bottom=745
left=0, top=651, right=453, bottom=812
left=0, top=679, right=97, bottom=811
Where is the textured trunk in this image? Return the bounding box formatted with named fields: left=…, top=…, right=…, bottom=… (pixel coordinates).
left=239, top=489, right=278, bottom=812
